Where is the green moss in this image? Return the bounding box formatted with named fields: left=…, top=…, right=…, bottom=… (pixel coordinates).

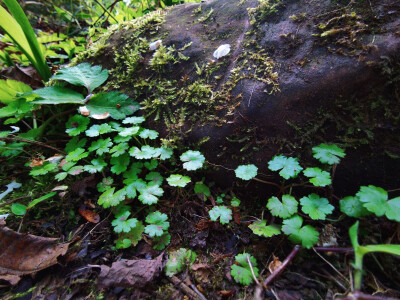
left=248, top=0, right=282, bottom=24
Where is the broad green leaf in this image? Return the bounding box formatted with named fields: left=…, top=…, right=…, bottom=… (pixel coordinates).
left=268, top=155, right=303, bottom=179
left=0, top=79, right=32, bottom=104
left=145, top=211, right=169, bottom=237
left=249, top=220, right=281, bottom=237
left=303, top=167, right=332, bottom=187
left=52, top=63, right=108, bottom=92
left=30, top=162, right=58, bottom=175
left=0, top=98, right=31, bottom=118
left=83, top=158, right=107, bottom=173
left=11, top=203, right=26, bottom=215
left=66, top=115, right=90, bottom=136
left=65, top=137, right=87, bottom=153
left=154, top=147, right=173, bottom=160
left=112, top=211, right=138, bottom=233
left=340, top=196, right=370, bottom=218
left=110, top=142, right=129, bottom=157
left=88, top=138, right=113, bottom=155
left=84, top=92, right=140, bottom=120
left=98, top=187, right=126, bottom=208
left=356, top=185, right=387, bottom=216
left=110, top=153, right=130, bottom=175
left=235, top=164, right=258, bottom=180
left=66, top=147, right=89, bottom=161
left=386, top=197, right=400, bottom=222
left=165, top=248, right=197, bottom=277
left=194, top=182, right=210, bottom=200
left=144, top=159, right=158, bottom=170
left=31, top=87, right=84, bottom=104
left=138, top=184, right=164, bottom=205
left=139, top=128, right=159, bottom=140
left=129, top=145, right=157, bottom=159
left=153, top=233, right=171, bottom=250
left=282, top=215, right=319, bottom=248
left=267, top=195, right=298, bottom=219
left=180, top=150, right=205, bottom=171
left=230, top=253, right=259, bottom=286
left=312, top=143, right=345, bottom=165
left=85, top=124, right=113, bottom=137
left=209, top=206, right=232, bottom=224
left=119, top=126, right=140, bottom=137
left=122, top=116, right=145, bottom=124
left=300, top=193, right=334, bottom=220
left=123, top=163, right=144, bottom=180
left=125, top=179, right=147, bottom=198
left=167, top=174, right=191, bottom=187
left=146, top=172, right=164, bottom=185
left=115, top=221, right=144, bottom=249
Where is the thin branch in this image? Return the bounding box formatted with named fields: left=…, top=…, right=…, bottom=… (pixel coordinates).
left=312, top=247, right=350, bottom=285
left=252, top=177, right=282, bottom=190
left=247, top=255, right=261, bottom=286
left=0, top=136, right=66, bottom=154
left=264, top=245, right=301, bottom=287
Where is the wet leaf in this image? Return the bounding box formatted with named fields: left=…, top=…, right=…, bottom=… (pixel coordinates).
left=78, top=208, right=100, bottom=223
left=97, top=253, right=164, bottom=288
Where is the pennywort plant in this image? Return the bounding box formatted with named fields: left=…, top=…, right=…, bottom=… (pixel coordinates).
left=1, top=63, right=206, bottom=250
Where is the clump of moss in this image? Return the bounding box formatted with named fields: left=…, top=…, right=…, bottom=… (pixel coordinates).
left=150, top=45, right=177, bottom=72
left=248, top=0, right=282, bottom=24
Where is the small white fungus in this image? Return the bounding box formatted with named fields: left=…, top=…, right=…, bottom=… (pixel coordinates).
left=149, top=40, right=162, bottom=51
left=213, top=44, right=231, bottom=59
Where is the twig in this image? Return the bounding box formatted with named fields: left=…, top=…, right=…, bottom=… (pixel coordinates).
left=0, top=136, right=66, bottom=154
left=312, top=247, right=350, bottom=285
left=313, top=247, right=353, bottom=253
left=247, top=255, right=261, bottom=286
left=340, top=290, right=399, bottom=300
left=92, top=0, right=118, bottom=23
left=169, top=275, right=203, bottom=300
left=264, top=245, right=301, bottom=287
left=252, top=177, right=282, bottom=190
left=0, top=195, right=32, bottom=208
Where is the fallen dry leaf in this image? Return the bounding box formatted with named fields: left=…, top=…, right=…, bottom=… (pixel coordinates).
left=0, top=225, right=69, bottom=285
left=78, top=208, right=100, bottom=223
left=191, top=264, right=212, bottom=284
left=97, top=253, right=164, bottom=288
left=29, top=158, right=44, bottom=167
left=268, top=255, right=282, bottom=274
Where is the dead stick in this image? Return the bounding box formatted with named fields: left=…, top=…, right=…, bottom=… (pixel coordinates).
left=169, top=276, right=203, bottom=300
left=264, top=245, right=301, bottom=287
left=247, top=255, right=261, bottom=286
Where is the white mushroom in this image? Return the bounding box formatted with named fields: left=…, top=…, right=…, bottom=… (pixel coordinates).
left=213, top=44, right=231, bottom=59
left=149, top=40, right=162, bottom=51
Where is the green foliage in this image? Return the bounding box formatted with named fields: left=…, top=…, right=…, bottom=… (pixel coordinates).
left=303, top=167, right=331, bottom=187
left=268, top=155, right=303, bottom=179
left=231, top=197, right=241, bottom=207
left=51, top=63, right=108, bottom=93
left=180, top=150, right=205, bottom=171
left=145, top=211, right=169, bottom=237
left=167, top=174, right=191, bottom=187
left=138, top=184, right=164, bottom=205
left=66, top=115, right=90, bottom=136
left=112, top=211, right=138, bottom=233
left=98, top=188, right=126, bottom=208
left=340, top=196, right=370, bottom=218
left=0, top=79, right=32, bottom=104
left=194, top=181, right=210, bottom=200
left=11, top=203, right=26, bottom=215
left=300, top=193, right=334, bottom=220
left=235, top=164, right=258, bottom=180
left=32, top=87, right=84, bottom=104
left=249, top=220, right=281, bottom=237
left=312, top=143, right=345, bottom=165
left=356, top=185, right=400, bottom=221
left=209, top=205, right=232, bottom=224
left=116, top=221, right=145, bottom=249
left=165, top=248, right=197, bottom=277
left=230, top=253, right=259, bottom=285
left=282, top=215, right=319, bottom=248
left=0, top=0, right=51, bottom=81
left=267, top=195, right=298, bottom=219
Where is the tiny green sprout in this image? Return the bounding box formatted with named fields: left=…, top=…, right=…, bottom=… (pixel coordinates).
left=267, top=195, right=298, bottom=219
left=312, top=143, right=345, bottom=165
left=180, top=150, right=205, bottom=171
left=230, top=253, right=259, bottom=285
left=165, top=248, right=197, bottom=277
left=167, top=174, right=191, bottom=187
left=300, top=193, right=334, bottom=220
left=112, top=211, right=138, bottom=233
left=231, top=197, right=241, bottom=207
left=303, top=167, right=331, bottom=187
left=249, top=220, right=281, bottom=237
left=268, top=155, right=303, bottom=179
left=209, top=205, right=232, bottom=224
left=235, top=164, right=258, bottom=180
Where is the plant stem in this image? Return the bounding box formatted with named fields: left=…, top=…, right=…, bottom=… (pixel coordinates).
left=264, top=245, right=301, bottom=287
left=252, top=177, right=282, bottom=190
